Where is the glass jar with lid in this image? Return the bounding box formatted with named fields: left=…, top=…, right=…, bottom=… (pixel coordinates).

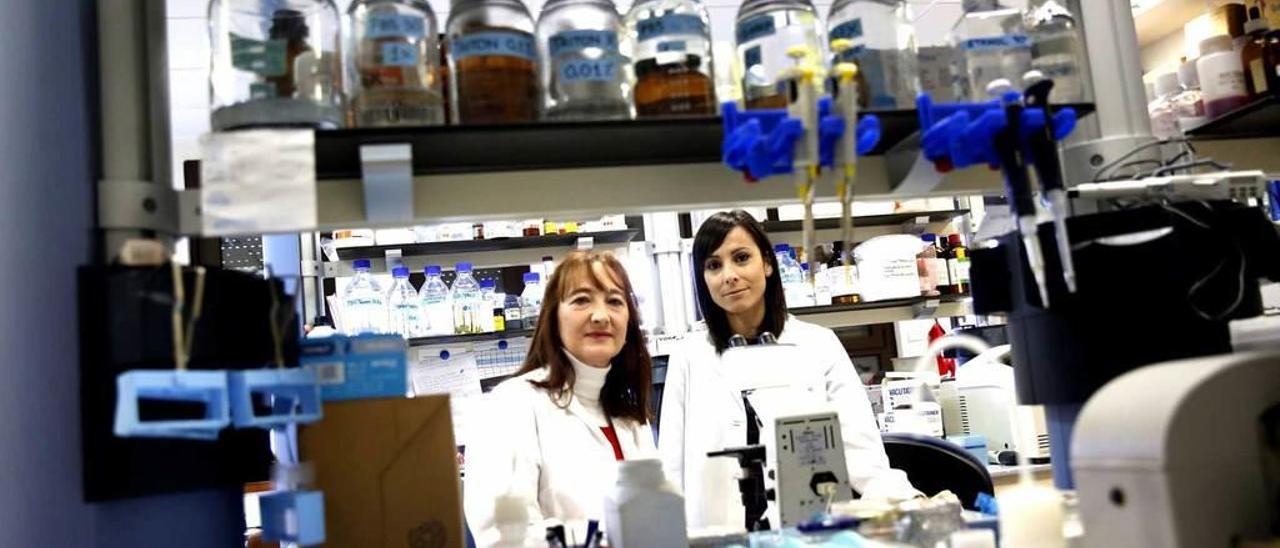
left=734, top=0, right=825, bottom=110
left=208, top=0, right=345, bottom=130
left=826, top=0, right=918, bottom=110
left=347, top=0, right=445, bottom=127
left=536, top=0, right=633, bottom=121
left=625, top=0, right=717, bottom=118
left=446, top=0, right=540, bottom=124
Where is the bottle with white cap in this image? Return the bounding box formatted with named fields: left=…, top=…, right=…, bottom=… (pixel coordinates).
left=1197, top=34, right=1250, bottom=118
left=1148, top=72, right=1182, bottom=139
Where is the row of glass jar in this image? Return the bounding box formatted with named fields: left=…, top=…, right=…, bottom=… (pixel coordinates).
left=207, top=0, right=719, bottom=130
left=205, top=0, right=1088, bottom=131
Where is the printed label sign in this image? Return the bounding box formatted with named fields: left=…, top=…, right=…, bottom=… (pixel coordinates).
left=549, top=30, right=619, bottom=57
left=657, top=40, right=687, bottom=53
left=961, top=34, right=1030, bottom=51
left=451, top=31, right=536, bottom=61
left=367, top=14, right=426, bottom=39
left=381, top=42, right=419, bottom=66
left=559, top=59, right=617, bottom=82
left=735, top=15, right=776, bottom=44
left=230, top=34, right=286, bottom=76
left=637, top=14, right=706, bottom=42
left=829, top=18, right=863, bottom=41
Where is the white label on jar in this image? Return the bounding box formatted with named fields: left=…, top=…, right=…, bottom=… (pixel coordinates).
left=549, top=30, right=619, bottom=57
left=550, top=30, right=621, bottom=83
left=380, top=42, right=419, bottom=67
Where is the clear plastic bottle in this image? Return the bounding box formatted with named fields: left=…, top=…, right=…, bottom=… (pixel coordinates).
left=446, top=0, right=540, bottom=124
left=625, top=0, right=717, bottom=118
left=950, top=0, right=1032, bottom=101
left=208, top=0, right=345, bottom=130
left=735, top=0, right=824, bottom=110
left=386, top=266, right=425, bottom=337
left=418, top=264, right=454, bottom=335
left=1024, top=0, right=1088, bottom=103
left=826, top=0, right=918, bottom=110
left=343, top=259, right=387, bottom=334
left=520, top=272, right=545, bottom=328
left=1148, top=72, right=1181, bottom=139
left=452, top=263, right=484, bottom=334
left=347, top=0, right=446, bottom=127
left=479, top=279, right=499, bottom=332
left=536, top=0, right=633, bottom=120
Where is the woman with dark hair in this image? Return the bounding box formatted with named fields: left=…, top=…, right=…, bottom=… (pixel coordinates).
left=659, top=210, right=918, bottom=530
left=464, top=251, right=655, bottom=547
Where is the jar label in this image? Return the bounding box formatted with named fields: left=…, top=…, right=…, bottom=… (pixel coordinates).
left=657, top=40, right=687, bottom=52
left=451, top=31, right=537, bottom=61
left=230, top=34, right=286, bottom=77
left=735, top=15, right=776, bottom=44
left=1250, top=59, right=1269, bottom=93
left=829, top=18, right=863, bottom=42
left=381, top=42, right=420, bottom=66
left=367, top=14, right=426, bottom=40
left=559, top=59, right=618, bottom=82
left=961, top=35, right=1030, bottom=51
left=549, top=30, right=619, bottom=57
left=744, top=45, right=762, bottom=69
left=637, top=14, right=706, bottom=42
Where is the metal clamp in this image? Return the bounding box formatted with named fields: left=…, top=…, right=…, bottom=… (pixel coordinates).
left=912, top=298, right=942, bottom=318
left=360, top=144, right=414, bottom=224
left=98, top=180, right=180, bottom=234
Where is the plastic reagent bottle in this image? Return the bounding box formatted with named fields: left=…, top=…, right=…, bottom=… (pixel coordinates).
left=951, top=0, right=1032, bottom=101
left=1198, top=34, right=1250, bottom=118
left=603, top=459, right=689, bottom=548
left=451, top=263, right=484, bottom=334
left=826, top=0, right=919, bottom=110
left=521, top=272, right=545, bottom=328
left=419, top=264, right=454, bottom=335
left=343, top=259, right=387, bottom=334
left=479, top=278, right=499, bottom=332
left=386, top=266, right=425, bottom=337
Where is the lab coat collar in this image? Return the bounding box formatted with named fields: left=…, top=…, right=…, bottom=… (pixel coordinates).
left=564, top=350, right=611, bottom=406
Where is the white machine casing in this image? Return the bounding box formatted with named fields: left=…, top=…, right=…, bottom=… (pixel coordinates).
left=1072, top=351, right=1280, bottom=547
left=773, top=411, right=852, bottom=528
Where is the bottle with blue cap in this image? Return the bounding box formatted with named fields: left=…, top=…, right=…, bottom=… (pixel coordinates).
left=520, top=272, right=544, bottom=328
left=479, top=278, right=500, bottom=332
left=452, top=262, right=483, bottom=334
left=418, top=264, right=453, bottom=335
left=387, top=266, right=424, bottom=337
left=343, top=259, right=388, bottom=334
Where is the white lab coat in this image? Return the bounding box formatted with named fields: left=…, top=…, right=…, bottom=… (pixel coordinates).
left=464, top=366, right=658, bottom=548
left=658, top=317, right=919, bottom=531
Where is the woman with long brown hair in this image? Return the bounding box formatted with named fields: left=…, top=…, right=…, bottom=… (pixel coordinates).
left=464, top=250, right=655, bottom=547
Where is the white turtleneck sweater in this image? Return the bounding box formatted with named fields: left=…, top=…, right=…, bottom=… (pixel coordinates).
left=564, top=350, right=611, bottom=428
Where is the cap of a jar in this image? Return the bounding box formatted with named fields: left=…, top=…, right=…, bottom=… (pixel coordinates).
left=1199, top=35, right=1234, bottom=55
left=1154, top=72, right=1181, bottom=97
left=1177, top=59, right=1199, bottom=88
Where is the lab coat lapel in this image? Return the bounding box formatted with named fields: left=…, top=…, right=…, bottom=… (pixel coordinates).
left=562, top=393, right=614, bottom=449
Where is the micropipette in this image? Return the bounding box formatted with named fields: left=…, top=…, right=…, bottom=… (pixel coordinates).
left=829, top=39, right=860, bottom=275
left=783, top=45, right=823, bottom=286
left=991, top=83, right=1051, bottom=307
left=1022, top=78, right=1078, bottom=294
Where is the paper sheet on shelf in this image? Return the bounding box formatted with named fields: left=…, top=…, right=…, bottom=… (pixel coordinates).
left=199, top=129, right=317, bottom=235
left=411, top=347, right=483, bottom=446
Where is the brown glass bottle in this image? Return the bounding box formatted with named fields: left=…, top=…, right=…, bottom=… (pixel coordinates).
left=267, top=9, right=313, bottom=98
left=1266, top=29, right=1280, bottom=95
left=634, top=55, right=716, bottom=118
left=1243, top=7, right=1273, bottom=98
left=449, top=25, right=540, bottom=124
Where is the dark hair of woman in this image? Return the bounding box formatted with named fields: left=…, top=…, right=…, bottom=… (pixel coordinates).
left=515, top=250, right=653, bottom=423
left=691, top=209, right=788, bottom=353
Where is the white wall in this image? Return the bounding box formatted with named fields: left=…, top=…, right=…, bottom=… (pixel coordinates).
left=166, top=0, right=968, bottom=182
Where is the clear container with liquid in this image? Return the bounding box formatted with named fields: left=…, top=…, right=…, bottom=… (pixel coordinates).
left=343, top=259, right=387, bottom=334
left=1198, top=34, right=1250, bottom=118
left=950, top=0, right=1032, bottom=101
left=625, top=0, right=717, bottom=117
left=537, top=0, right=633, bottom=120
left=446, top=0, right=540, bottom=124
left=452, top=263, right=484, bottom=334
left=735, top=0, right=824, bottom=110
left=825, top=0, right=918, bottom=110
left=1024, top=0, right=1089, bottom=103
left=386, top=266, right=425, bottom=337
left=419, top=265, right=455, bottom=335
left=347, top=0, right=446, bottom=127
left=208, top=0, right=345, bottom=130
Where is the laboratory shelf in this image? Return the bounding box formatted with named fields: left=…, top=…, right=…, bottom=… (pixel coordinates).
left=761, top=209, right=970, bottom=234
left=407, top=328, right=535, bottom=347
left=1186, top=95, right=1280, bottom=140
left=790, top=294, right=970, bottom=329
left=334, top=229, right=641, bottom=260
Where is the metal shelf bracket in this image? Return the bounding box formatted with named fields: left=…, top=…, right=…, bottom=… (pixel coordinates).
left=97, top=179, right=179, bottom=234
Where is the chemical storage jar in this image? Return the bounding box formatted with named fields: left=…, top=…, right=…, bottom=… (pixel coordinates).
left=735, top=0, right=824, bottom=110
left=446, top=0, right=540, bottom=124
left=625, top=0, right=717, bottom=118
left=347, top=0, right=445, bottom=127
left=536, top=0, right=633, bottom=121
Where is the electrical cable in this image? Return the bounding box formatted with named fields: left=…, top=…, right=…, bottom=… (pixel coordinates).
left=1092, top=138, right=1185, bottom=182
left=1157, top=201, right=1248, bottom=321
left=1152, top=159, right=1233, bottom=177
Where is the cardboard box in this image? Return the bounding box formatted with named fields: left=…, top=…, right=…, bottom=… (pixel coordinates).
left=300, top=395, right=464, bottom=547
